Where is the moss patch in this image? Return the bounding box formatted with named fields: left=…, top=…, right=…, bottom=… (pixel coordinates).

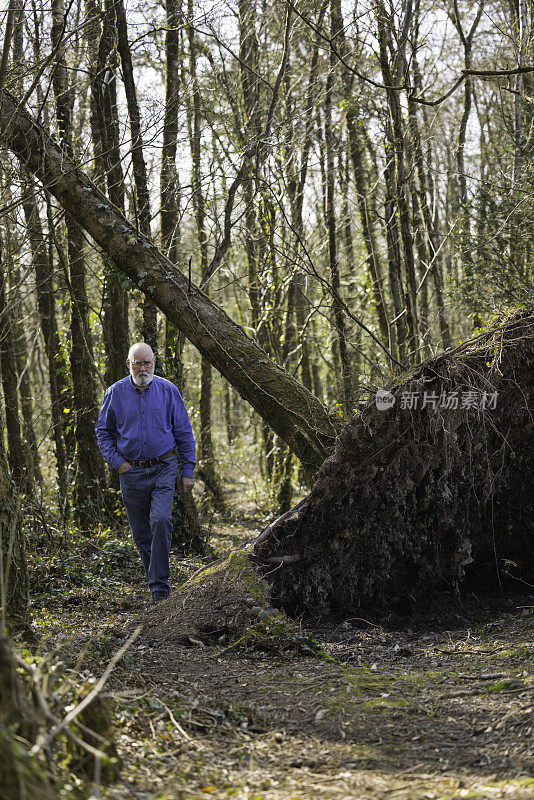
left=223, top=613, right=331, bottom=659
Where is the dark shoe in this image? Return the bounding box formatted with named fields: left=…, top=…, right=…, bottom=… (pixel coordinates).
left=151, top=591, right=169, bottom=605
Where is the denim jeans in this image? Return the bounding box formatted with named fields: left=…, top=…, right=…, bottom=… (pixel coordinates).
left=119, top=455, right=178, bottom=595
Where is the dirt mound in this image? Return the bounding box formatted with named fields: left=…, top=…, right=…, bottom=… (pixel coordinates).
left=140, top=551, right=274, bottom=647
left=253, top=306, right=534, bottom=618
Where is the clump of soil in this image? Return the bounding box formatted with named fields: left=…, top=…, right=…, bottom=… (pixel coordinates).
left=253, top=305, right=534, bottom=618
left=141, top=550, right=275, bottom=647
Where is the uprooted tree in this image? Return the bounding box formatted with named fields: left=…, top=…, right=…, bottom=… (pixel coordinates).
left=1, top=92, right=533, bottom=620
left=253, top=308, right=534, bottom=617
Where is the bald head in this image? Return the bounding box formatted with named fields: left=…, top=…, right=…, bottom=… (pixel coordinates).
left=127, top=342, right=155, bottom=389
left=128, top=342, right=154, bottom=362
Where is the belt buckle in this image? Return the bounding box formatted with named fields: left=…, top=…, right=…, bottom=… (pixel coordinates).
left=138, top=458, right=150, bottom=467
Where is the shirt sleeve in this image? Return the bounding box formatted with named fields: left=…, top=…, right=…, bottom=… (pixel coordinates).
left=95, top=389, right=125, bottom=471
left=171, top=388, right=196, bottom=479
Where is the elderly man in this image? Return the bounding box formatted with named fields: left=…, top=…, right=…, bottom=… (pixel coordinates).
left=96, top=342, right=196, bottom=604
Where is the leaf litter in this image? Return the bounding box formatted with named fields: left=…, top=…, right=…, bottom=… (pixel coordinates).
left=31, top=519, right=533, bottom=800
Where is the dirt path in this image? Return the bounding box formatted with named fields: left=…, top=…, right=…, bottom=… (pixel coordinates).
left=32, top=522, right=533, bottom=800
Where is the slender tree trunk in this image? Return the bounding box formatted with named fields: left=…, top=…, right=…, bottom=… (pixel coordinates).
left=325, top=57, right=353, bottom=417
left=44, top=191, right=75, bottom=470
left=86, top=0, right=129, bottom=387
left=0, top=471, right=28, bottom=629
left=22, top=187, right=68, bottom=508
left=449, top=1, right=484, bottom=329
left=51, top=0, right=105, bottom=526
left=510, top=0, right=528, bottom=277
left=159, top=0, right=204, bottom=547
left=10, top=0, right=41, bottom=486
left=224, top=382, right=236, bottom=445
left=376, top=0, right=419, bottom=361
left=338, top=148, right=366, bottom=393
left=281, top=10, right=325, bottom=394
left=187, top=0, right=224, bottom=510
left=0, top=184, right=29, bottom=631
left=113, top=0, right=157, bottom=351
left=238, top=0, right=262, bottom=336
left=330, top=0, right=391, bottom=358
left=14, top=304, right=42, bottom=485
left=161, top=0, right=182, bottom=380
left=383, top=130, right=407, bottom=364
left=409, top=5, right=451, bottom=350
left=0, top=236, right=27, bottom=491
left=271, top=266, right=298, bottom=513
left=256, top=195, right=278, bottom=484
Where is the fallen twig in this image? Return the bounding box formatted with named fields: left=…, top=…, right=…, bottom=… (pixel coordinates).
left=30, top=625, right=143, bottom=755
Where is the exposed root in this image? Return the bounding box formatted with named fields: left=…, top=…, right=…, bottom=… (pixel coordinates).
left=253, top=306, right=534, bottom=618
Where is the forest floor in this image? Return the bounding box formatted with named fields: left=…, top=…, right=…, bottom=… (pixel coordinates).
left=28, top=499, right=533, bottom=800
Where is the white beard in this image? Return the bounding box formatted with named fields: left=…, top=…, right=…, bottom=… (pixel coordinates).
left=131, top=370, right=153, bottom=388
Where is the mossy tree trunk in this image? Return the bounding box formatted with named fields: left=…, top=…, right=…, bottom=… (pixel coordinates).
left=0, top=442, right=28, bottom=628
left=0, top=233, right=28, bottom=493
left=113, top=0, right=158, bottom=353
left=50, top=0, right=105, bottom=527
left=22, top=185, right=69, bottom=514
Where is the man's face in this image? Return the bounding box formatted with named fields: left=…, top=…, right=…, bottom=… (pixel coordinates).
left=128, top=348, right=155, bottom=388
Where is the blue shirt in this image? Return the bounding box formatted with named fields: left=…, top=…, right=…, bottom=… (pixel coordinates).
left=95, top=375, right=196, bottom=478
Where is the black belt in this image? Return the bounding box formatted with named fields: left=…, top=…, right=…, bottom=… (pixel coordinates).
left=126, top=449, right=175, bottom=467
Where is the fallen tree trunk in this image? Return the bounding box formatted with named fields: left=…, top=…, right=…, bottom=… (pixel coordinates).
left=253, top=308, right=534, bottom=618
left=0, top=91, right=340, bottom=475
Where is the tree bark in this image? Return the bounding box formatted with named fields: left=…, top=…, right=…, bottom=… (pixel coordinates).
left=22, top=186, right=68, bottom=508
left=0, top=418, right=28, bottom=627
left=160, top=0, right=181, bottom=269
left=187, top=0, right=224, bottom=510
left=0, top=232, right=27, bottom=491
left=51, top=0, right=105, bottom=526
left=112, top=0, right=158, bottom=352
left=324, top=51, right=353, bottom=417
left=383, top=125, right=408, bottom=365
left=375, top=0, right=419, bottom=361
left=86, top=0, right=130, bottom=388
left=449, top=1, right=484, bottom=330
left=281, top=3, right=325, bottom=395
left=13, top=296, right=42, bottom=486
left=10, top=0, right=42, bottom=486
left=0, top=90, right=340, bottom=475
left=329, top=0, right=391, bottom=357
left=509, top=0, right=529, bottom=278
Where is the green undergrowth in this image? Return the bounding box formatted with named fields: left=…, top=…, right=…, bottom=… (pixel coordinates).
left=26, top=525, right=140, bottom=600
